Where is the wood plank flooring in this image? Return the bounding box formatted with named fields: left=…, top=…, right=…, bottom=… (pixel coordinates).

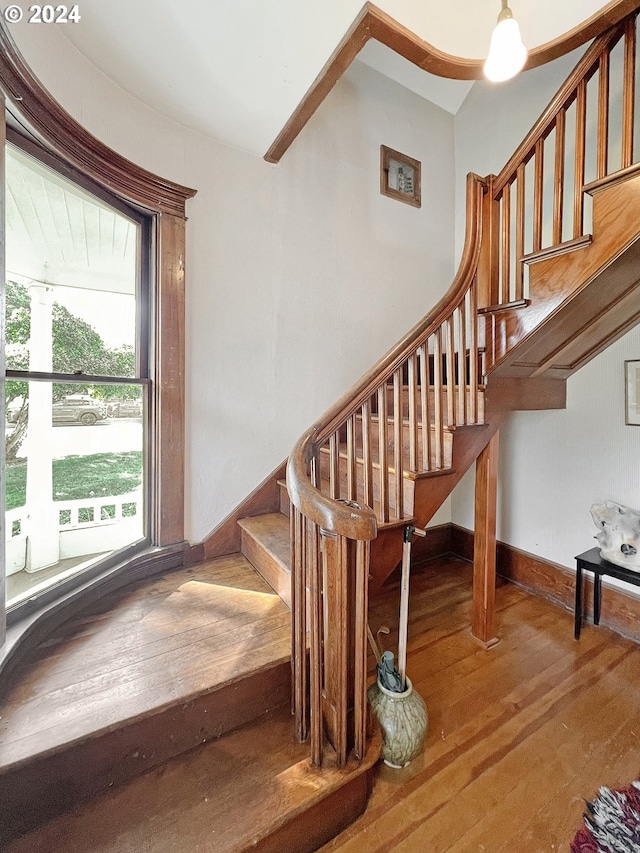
left=0, top=555, right=291, bottom=770
left=321, top=557, right=640, bottom=853
left=3, top=554, right=639, bottom=852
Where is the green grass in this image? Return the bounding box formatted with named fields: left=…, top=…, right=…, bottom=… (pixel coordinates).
left=6, top=451, right=143, bottom=511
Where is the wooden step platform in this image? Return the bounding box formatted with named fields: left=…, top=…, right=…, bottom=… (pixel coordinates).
left=5, top=704, right=381, bottom=853
left=0, top=555, right=292, bottom=841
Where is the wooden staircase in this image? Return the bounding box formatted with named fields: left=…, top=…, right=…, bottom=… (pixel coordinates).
left=237, top=6, right=640, bottom=788
left=3, top=11, right=640, bottom=851
left=0, top=556, right=380, bottom=852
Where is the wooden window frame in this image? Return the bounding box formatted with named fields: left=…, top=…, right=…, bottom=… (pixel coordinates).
left=0, top=25, right=196, bottom=656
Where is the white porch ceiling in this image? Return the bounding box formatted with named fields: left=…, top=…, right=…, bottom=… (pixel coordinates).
left=5, top=144, right=137, bottom=294
left=59, top=1, right=616, bottom=157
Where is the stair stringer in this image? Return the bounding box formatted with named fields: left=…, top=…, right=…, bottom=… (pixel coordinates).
left=368, top=410, right=504, bottom=592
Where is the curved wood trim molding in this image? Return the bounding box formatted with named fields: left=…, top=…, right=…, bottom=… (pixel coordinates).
left=265, top=0, right=640, bottom=164
left=0, top=23, right=195, bottom=217
left=0, top=21, right=195, bottom=674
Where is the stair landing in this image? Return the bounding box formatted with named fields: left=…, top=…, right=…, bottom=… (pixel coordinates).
left=6, top=703, right=380, bottom=853
left=0, top=555, right=292, bottom=840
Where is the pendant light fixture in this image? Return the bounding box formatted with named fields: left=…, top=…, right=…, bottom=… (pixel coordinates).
left=484, top=0, right=528, bottom=82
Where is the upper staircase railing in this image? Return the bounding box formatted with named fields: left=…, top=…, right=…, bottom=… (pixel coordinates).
left=287, top=9, right=640, bottom=769
left=482, top=15, right=639, bottom=366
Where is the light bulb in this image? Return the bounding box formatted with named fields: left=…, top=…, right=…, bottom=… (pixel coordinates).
left=484, top=8, right=528, bottom=82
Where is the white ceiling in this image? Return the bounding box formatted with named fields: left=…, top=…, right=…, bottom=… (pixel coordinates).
left=5, top=144, right=137, bottom=294
left=59, top=1, right=615, bottom=157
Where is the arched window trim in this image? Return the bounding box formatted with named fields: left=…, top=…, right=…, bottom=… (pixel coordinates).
left=0, top=22, right=196, bottom=673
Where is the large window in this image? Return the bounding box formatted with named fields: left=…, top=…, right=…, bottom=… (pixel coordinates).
left=0, top=27, right=193, bottom=657
left=4, top=140, right=150, bottom=610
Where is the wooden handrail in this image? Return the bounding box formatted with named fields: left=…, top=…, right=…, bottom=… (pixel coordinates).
left=493, top=25, right=624, bottom=196
left=286, top=171, right=486, bottom=539
left=286, top=431, right=377, bottom=540
left=287, top=8, right=640, bottom=771
left=485, top=10, right=638, bottom=340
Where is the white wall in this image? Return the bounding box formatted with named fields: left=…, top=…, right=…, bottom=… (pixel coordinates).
left=453, top=56, right=640, bottom=571
left=9, top=24, right=456, bottom=542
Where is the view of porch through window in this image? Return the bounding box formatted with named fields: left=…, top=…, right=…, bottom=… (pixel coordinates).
left=4, top=141, right=148, bottom=609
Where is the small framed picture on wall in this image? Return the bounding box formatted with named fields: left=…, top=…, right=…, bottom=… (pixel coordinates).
left=380, top=146, right=421, bottom=208
left=625, top=359, right=640, bottom=425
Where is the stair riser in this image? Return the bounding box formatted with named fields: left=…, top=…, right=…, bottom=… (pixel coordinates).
left=0, top=661, right=291, bottom=844
left=352, top=418, right=455, bottom=470
left=318, top=468, right=416, bottom=519
left=376, top=386, right=485, bottom=424
left=317, top=431, right=454, bottom=517
left=240, top=528, right=291, bottom=608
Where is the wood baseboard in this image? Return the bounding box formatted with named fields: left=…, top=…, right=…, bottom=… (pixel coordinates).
left=450, top=524, right=640, bottom=644
left=409, top=523, right=453, bottom=566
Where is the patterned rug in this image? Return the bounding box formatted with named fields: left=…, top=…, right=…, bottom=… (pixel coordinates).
left=571, top=781, right=640, bottom=852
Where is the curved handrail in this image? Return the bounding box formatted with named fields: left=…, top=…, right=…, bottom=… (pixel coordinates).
left=287, top=171, right=486, bottom=539
left=287, top=428, right=377, bottom=539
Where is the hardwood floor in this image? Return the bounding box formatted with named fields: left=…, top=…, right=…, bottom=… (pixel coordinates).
left=321, top=557, right=640, bottom=853
left=2, top=554, right=639, bottom=852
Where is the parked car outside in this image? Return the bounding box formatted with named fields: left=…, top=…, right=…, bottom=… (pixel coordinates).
left=106, top=399, right=143, bottom=418
left=52, top=395, right=107, bottom=426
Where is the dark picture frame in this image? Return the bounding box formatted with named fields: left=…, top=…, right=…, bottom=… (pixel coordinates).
left=380, top=145, right=421, bottom=208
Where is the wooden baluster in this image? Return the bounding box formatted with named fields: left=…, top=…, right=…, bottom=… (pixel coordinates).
left=446, top=316, right=455, bottom=427
left=515, top=162, right=526, bottom=300
left=291, top=506, right=308, bottom=742
left=457, top=302, right=468, bottom=425
left=335, top=533, right=348, bottom=765
left=346, top=415, right=356, bottom=502
left=533, top=138, right=544, bottom=251
left=408, top=352, right=419, bottom=472
left=419, top=344, right=432, bottom=471
left=353, top=539, right=370, bottom=761
left=361, top=399, right=373, bottom=508
left=433, top=331, right=444, bottom=468
left=329, top=432, right=339, bottom=500
left=553, top=110, right=566, bottom=245
left=393, top=368, right=404, bottom=519
left=574, top=80, right=587, bottom=239
left=377, top=385, right=389, bottom=522
left=597, top=51, right=610, bottom=179
left=622, top=17, right=636, bottom=169
left=469, top=284, right=479, bottom=424
left=501, top=184, right=511, bottom=304
left=308, top=519, right=323, bottom=766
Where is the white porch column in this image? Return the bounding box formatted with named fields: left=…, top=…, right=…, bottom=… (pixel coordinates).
left=25, top=282, right=59, bottom=572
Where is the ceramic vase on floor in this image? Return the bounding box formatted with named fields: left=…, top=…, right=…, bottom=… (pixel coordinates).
left=367, top=676, right=428, bottom=768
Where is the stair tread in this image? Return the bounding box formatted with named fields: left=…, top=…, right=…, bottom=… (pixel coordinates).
left=5, top=704, right=380, bottom=853
left=0, top=554, right=291, bottom=773
left=0, top=554, right=293, bottom=840
left=238, top=513, right=291, bottom=573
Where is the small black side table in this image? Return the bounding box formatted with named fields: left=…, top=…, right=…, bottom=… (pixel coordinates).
left=574, top=547, right=640, bottom=639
